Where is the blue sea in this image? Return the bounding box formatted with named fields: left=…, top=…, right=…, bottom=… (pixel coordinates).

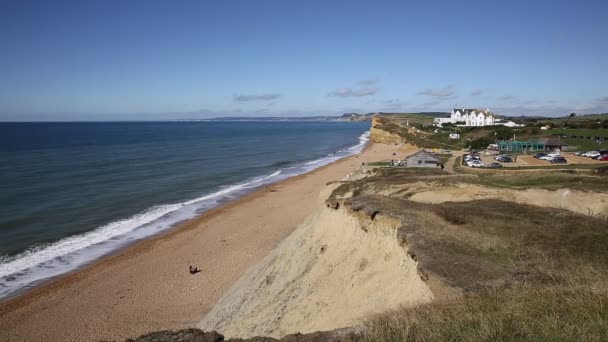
left=0, top=121, right=369, bottom=299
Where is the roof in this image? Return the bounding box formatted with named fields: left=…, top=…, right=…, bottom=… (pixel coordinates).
left=405, top=149, right=440, bottom=162
left=529, top=137, right=565, bottom=146
left=452, top=108, right=494, bottom=116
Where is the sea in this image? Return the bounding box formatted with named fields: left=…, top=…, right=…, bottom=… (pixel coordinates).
left=0, top=121, right=369, bottom=300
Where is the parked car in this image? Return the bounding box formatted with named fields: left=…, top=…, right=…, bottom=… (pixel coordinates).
left=533, top=152, right=547, bottom=159
left=583, top=151, right=600, bottom=158
left=574, top=151, right=585, bottom=156
left=550, top=157, right=567, bottom=164
left=540, top=152, right=560, bottom=161
left=496, top=156, right=513, bottom=163
left=488, top=162, right=503, bottom=168
left=600, top=155, right=608, bottom=161
left=467, top=160, right=484, bottom=167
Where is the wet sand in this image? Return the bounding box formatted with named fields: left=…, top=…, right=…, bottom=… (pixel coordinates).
left=0, top=142, right=412, bottom=342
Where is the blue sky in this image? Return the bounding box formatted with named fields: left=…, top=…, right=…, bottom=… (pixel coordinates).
left=1, top=0, right=607, bottom=121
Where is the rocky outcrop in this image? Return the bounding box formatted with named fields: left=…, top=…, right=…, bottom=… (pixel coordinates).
left=126, top=328, right=357, bottom=342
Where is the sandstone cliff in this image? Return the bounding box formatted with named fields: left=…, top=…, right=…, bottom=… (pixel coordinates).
left=369, top=116, right=403, bottom=144
left=199, top=185, right=432, bottom=339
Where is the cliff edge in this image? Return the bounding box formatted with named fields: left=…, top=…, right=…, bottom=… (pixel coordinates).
left=369, top=116, right=403, bottom=144
left=199, top=186, right=432, bottom=338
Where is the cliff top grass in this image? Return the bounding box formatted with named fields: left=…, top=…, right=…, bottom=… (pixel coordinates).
left=328, top=165, right=608, bottom=341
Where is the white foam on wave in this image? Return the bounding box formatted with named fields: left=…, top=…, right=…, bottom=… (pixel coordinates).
left=0, top=130, right=369, bottom=300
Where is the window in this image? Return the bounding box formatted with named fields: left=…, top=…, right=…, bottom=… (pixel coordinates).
left=418, top=160, right=422, bottom=164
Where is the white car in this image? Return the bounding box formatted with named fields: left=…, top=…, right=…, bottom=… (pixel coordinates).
left=582, top=151, right=597, bottom=157
left=540, top=152, right=560, bottom=161
left=586, top=151, right=601, bottom=158
left=467, top=160, right=484, bottom=167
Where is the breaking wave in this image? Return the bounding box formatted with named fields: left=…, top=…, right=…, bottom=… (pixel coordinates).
left=0, top=131, right=370, bottom=300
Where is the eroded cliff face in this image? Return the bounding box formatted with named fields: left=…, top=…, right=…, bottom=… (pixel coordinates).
left=370, top=116, right=403, bottom=144
left=199, top=200, right=432, bottom=339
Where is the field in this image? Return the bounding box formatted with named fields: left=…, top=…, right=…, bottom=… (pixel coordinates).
left=376, top=113, right=608, bottom=153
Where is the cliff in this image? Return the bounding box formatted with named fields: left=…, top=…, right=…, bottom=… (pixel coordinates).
left=199, top=184, right=432, bottom=338
left=369, top=116, right=403, bottom=144
left=337, top=113, right=373, bottom=122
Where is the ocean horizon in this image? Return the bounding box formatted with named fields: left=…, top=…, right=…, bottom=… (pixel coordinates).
left=0, top=121, right=369, bottom=300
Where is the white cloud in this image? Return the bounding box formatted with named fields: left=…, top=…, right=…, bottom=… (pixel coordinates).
left=358, top=78, right=379, bottom=85
left=418, top=86, right=456, bottom=99
left=329, top=87, right=379, bottom=98
left=234, top=93, right=281, bottom=102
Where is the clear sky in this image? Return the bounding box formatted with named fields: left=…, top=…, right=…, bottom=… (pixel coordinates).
left=1, top=0, right=607, bottom=121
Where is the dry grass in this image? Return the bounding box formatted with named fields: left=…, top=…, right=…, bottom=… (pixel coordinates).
left=361, top=285, right=608, bottom=342
left=332, top=172, right=608, bottom=341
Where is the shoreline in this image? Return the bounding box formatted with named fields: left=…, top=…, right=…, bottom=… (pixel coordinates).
left=0, top=140, right=372, bottom=306
left=0, top=138, right=369, bottom=304
left=0, top=141, right=415, bottom=342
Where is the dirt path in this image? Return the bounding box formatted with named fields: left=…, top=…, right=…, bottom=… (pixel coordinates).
left=445, top=150, right=465, bottom=173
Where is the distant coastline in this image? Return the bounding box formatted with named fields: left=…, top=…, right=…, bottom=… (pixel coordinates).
left=184, top=112, right=449, bottom=123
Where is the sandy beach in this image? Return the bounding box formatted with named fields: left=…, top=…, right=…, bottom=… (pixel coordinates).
left=0, top=142, right=413, bottom=342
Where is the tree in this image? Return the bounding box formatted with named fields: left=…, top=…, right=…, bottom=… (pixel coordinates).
left=469, top=136, right=494, bottom=150
left=569, top=113, right=576, bottom=117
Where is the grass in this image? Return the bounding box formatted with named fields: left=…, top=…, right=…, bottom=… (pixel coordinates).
left=327, top=149, right=608, bottom=340
left=328, top=162, right=608, bottom=341
left=362, top=286, right=608, bottom=342
left=384, top=113, right=436, bottom=125
left=562, top=138, right=608, bottom=151
left=499, top=163, right=606, bottom=170
left=549, top=128, right=608, bottom=138
left=342, top=195, right=608, bottom=341
left=367, top=161, right=392, bottom=166
left=471, top=172, right=608, bottom=191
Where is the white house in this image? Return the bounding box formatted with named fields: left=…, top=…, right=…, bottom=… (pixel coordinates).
left=434, top=108, right=496, bottom=127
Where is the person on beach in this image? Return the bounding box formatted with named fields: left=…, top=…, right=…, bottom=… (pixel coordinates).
left=189, top=265, right=200, bottom=274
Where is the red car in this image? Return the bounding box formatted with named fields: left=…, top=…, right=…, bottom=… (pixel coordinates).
left=600, top=155, right=608, bottom=161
